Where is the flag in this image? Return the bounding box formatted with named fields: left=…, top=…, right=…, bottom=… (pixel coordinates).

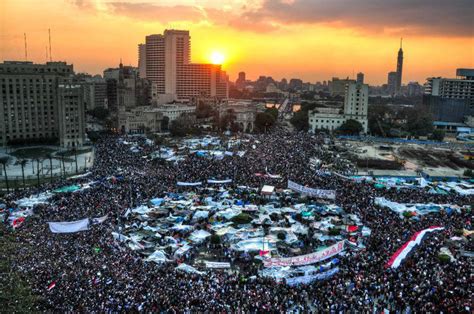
left=47, top=281, right=56, bottom=291
left=259, top=250, right=270, bottom=256
left=12, top=217, right=25, bottom=229
left=346, top=225, right=358, bottom=233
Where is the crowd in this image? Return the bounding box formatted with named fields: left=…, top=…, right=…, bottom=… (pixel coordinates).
left=1, top=128, right=472, bottom=312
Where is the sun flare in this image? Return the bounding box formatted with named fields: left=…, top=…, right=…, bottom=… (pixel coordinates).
left=210, top=51, right=225, bottom=65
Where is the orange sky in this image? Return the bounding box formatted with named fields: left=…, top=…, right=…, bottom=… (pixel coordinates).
left=1, top=0, right=473, bottom=85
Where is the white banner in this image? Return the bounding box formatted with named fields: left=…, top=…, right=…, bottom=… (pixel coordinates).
left=48, top=218, right=89, bottom=233
left=92, top=214, right=108, bottom=224
left=207, top=179, right=233, bottom=184
left=177, top=181, right=202, bottom=186
left=204, top=261, right=231, bottom=268
left=264, top=241, right=344, bottom=267
left=287, top=180, right=336, bottom=200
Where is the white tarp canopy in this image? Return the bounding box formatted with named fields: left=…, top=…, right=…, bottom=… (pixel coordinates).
left=188, top=230, right=211, bottom=243
left=146, top=250, right=169, bottom=264
left=176, top=263, right=205, bottom=275
left=48, top=218, right=89, bottom=233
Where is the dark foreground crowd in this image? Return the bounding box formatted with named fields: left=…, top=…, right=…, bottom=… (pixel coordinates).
left=1, top=129, right=472, bottom=312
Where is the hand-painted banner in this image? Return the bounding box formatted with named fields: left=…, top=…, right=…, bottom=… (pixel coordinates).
left=264, top=241, right=344, bottom=267
left=48, top=218, right=89, bottom=233
left=207, top=179, right=233, bottom=184
left=204, top=261, right=231, bottom=268
left=287, top=180, right=336, bottom=200
left=286, top=267, right=339, bottom=286
left=386, top=226, right=444, bottom=269
left=177, top=181, right=202, bottom=186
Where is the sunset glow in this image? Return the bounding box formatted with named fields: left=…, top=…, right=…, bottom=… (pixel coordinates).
left=0, top=0, right=472, bottom=84
left=210, top=51, right=225, bottom=65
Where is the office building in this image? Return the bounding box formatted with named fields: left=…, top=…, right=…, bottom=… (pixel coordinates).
left=82, top=76, right=107, bottom=110
left=387, top=71, right=398, bottom=95
left=0, top=61, right=85, bottom=148
left=236, top=71, right=246, bottom=89
left=357, top=72, right=364, bottom=84
left=423, top=68, right=474, bottom=123
left=329, top=77, right=356, bottom=97
left=309, top=82, right=368, bottom=133
left=289, top=78, right=303, bottom=91
left=138, top=43, right=147, bottom=79
left=142, top=30, right=227, bottom=104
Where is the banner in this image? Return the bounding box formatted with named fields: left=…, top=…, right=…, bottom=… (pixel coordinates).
left=207, top=179, right=233, bottom=184
left=204, top=261, right=231, bottom=269
left=177, top=181, right=202, bottom=186
left=287, top=180, right=336, bottom=200
left=286, top=267, right=339, bottom=286
left=91, top=214, right=108, bottom=224
left=264, top=241, right=344, bottom=267
left=48, top=218, right=89, bottom=233
left=386, top=226, right=444, bottom=269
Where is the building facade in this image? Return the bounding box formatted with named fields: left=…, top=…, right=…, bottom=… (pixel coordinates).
left=142, top=30, right=228, bottom=104
left=0, top=61, right=85, bottom=147
left=329, top=78, right=356, bottom=97
left=423, top=68, right=474, bottom=123
left=309, top=82, right=368, bottom=133
left=118, top=107, right=163, bottom=134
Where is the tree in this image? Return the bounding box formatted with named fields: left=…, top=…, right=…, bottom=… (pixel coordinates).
left=338, top=119, right=363, bottom=135
left=162, top=116, right=170, bottom=131
left=46, top=153, right=54, bottom=182
left=169, top=119, right=188, bottom=137
left=464, top=169, right=474, bottom=178
left=17, top=159, right=27, bottom=188
left=255, top=112, right=276, bottom=133
left=196, top=101, right=215, bottom=119
left=0, top=157, right=10, bottom=194
left=265, top=107, right=279, bottom=120
left=290, top=110, right=309, bottom=131
left=404, top=106, right=433, bottom=136
left=87, top=107, right=109, bottom=121
left=429, top=130, right=445, bottom=142
left=218, top=109, right=236, bottom=131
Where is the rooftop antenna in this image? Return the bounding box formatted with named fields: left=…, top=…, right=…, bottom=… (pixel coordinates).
left=45, top=46, right=48, bottom=62
left=400, top=37, right=403, bottom=49
left=48, top=28, right=52, bottom=61
left=24, top=33, right=28, bottom=61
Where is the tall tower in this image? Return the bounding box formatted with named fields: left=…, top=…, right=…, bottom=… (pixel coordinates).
left=396, top=38, right=403, bottom=93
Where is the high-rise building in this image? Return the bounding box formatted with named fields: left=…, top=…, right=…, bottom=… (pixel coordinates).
left=236, top=71, right=246, bottom=89
left=0, top=61, right=85, bottom=147
left=387, top=71, right=398, bottom=95
left=138, top=43, right=147, bottom=79
left=308, top=82, right=368, bottom=133
left=329, top=77, right=356, bottom=96
left=423, top=68, right=474, bottom=123
left=396, top=39, right=404, bottom=93
left=357, top=72, right=364, bottom=84
left=142, top=30, right=227, bottom=104
left=289, top=78, right=303, bottom=91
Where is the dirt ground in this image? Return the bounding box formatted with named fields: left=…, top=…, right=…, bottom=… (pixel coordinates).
left=339, top=140, right=473, bottom=177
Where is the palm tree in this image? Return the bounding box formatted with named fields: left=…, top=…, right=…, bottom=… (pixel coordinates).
left=46, top=153, right=54, bottom=182
left=72, top=148, right=78, bottom=174
left=0, top=156, right=10, bottom=194
left=16, top=159, right=27, bottom=188
left=35, top=158, right=42, bottom=187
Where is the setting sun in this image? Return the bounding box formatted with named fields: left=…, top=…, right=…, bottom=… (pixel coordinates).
left=210, top=51, right=225, bottom=65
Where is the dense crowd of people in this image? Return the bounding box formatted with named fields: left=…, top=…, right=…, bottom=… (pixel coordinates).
left=1, top=128, right=472, bottom=312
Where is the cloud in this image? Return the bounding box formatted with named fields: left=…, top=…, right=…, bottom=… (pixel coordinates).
left=241, top=0, right=474, bottom=36
left=107, top=2, right=206, bottom=23
left=70, top=0, right=474, bottom=36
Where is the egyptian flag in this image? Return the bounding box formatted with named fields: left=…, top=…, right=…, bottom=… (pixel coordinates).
left=259, top=250, right=270, bottom=256
left=346, top=225, right=358, bottom=233
left=47, top=281, right=56, bottom=291
left=12, top=217, right=25, bottom=229
left=386, top=226, right=444, bottom=269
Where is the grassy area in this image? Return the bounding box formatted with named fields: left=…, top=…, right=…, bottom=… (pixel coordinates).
left=10, top=147, right=57, bottom=159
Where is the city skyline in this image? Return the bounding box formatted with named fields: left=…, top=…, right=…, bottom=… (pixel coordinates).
left=1, top=0, right=473, bottom=85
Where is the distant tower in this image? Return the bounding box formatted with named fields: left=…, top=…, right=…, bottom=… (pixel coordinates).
left=396, top=38, right=403, bottom=93
left=357, top=72, right=364, bottom=84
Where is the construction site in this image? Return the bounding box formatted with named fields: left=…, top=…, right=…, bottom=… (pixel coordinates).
left=334, top=138, right=473, bottom=177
